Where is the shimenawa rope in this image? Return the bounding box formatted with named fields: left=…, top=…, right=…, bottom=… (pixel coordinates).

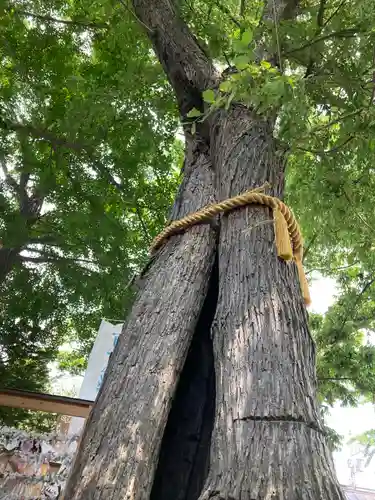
left=150, top=185, right=311, bottom=306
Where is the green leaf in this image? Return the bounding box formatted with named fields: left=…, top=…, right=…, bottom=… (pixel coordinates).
left=232, top=39, right=247, bottom=54
left=234, top=55, right=250, bottom=70
left=241, top=30, right=253, bottom=45
left=260, top=60, right=272, bottom=70
left=262, top=79, right=285, bottom=98
left=219, top=81, right=232, bottom=93
left=286, top=76, right=297, bottom=88
left=202, top=89, right=216, bottom=104
left=347, top=252, right=356, bottom=265
left=187, top=107, right=202, bottom=118
left=225, top=92, right=235, bottom=110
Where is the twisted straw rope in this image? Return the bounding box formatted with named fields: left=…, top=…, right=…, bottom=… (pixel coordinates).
left=150, top=186, right=303, bottom=258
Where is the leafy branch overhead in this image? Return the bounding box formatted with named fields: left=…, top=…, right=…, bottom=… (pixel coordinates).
left=0, top=0, right=182, bottom=426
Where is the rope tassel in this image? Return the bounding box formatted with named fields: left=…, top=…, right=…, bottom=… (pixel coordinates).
left=294, top=249, right=311, bottom=306
left=150, top=185, right=311, bottom=306
left=273, top=207, right=293, bottom=261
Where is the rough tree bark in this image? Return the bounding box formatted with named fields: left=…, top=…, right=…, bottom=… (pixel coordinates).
left=64, top=138, right=218, bottom=499
left=198, top=108, right=344, bottom=499
left=64, top=0, right=345, bottom=499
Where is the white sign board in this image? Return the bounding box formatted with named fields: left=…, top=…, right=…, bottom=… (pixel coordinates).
left=68, top=320, right=123, bottom=435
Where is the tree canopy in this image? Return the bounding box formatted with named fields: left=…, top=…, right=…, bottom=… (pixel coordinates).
left=1, top=0, right=375, bottom=432
left=0, top=0, right=181, bottom=423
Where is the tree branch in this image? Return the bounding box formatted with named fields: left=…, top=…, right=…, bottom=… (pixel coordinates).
left=285, top=27, right=364, bottom=55
left=303, top=0, right=327, bottom=76
left=323, top=0, right=347, bottom=28
left=118, top=0, right=152, bottom=33
left=1, top=119, right=88, bottom=153
left=318, top=377, right=354, bottom=382
left=1, top=119, right=166, bottom=224
left=305, top=261, right=359, bottom=276
left=10, top=8, right=109, bottom=29
left=214, top=0, right=242, bottom=28
left=256, top=0, right=301, bottom=73
left=302, top=233, right=317, bottom=262
left=0, top=156, right=19, bottom=193
left=342, top=188, right=375, bottom=234
left=19, top=171, right=30, bottom=193
left=131, top=0, right=218, bottom=114
left=316, top=0, right=327, bottom=28
left=0, top=155, right=31, bottom=213
left=25, top=241, right=83, bottom=254
left=20, top=254, right=96, bottom=265
left=262, top=0, right=300, bottom=23
left=338, top=276, right=375, bottom=335
left=135, top=204, right=152, bottom=245
left=297, top=135, right=354, bottom=156
left=299, top=109, right=364, bottom=140
left=18, top=151, right=50, bottom=223
left=1, top=119, right=127, bottom=194
left=370, top=45, right=375, bottom=106
left=239, top=0, right=245, bottom=17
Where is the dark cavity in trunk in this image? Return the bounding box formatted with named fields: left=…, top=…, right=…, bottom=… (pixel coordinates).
left=150, top=252, right=219, bottom=500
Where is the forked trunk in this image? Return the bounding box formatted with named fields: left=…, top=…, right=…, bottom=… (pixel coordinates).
left=64, top=0, right=345, bottom=497
left=64, top=107, right=344, bottom=500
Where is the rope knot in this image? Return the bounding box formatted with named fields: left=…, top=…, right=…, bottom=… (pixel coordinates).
left=150, top=185, right=311, bottom=305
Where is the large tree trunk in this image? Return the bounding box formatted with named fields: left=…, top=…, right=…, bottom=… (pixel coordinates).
left=64, top=0, right=345, bottom=498
left=197, top=108, right=344, bottom=499
left=150, top=254, right=217, bottom=500
left=63, top=140, right=218, bottom=500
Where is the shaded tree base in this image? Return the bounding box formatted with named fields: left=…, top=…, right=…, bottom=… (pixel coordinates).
left=199, top=420, right=345, bottom=500
left=150, top=247, right=345, bottom=500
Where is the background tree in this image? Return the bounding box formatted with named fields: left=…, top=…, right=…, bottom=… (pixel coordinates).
left=0, top=0, right=181, bottom=421
left=349, top=429, right=375, bottom=467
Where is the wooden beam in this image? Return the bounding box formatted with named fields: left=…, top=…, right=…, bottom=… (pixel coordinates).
left=0, top=389, right=93, bottom=417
